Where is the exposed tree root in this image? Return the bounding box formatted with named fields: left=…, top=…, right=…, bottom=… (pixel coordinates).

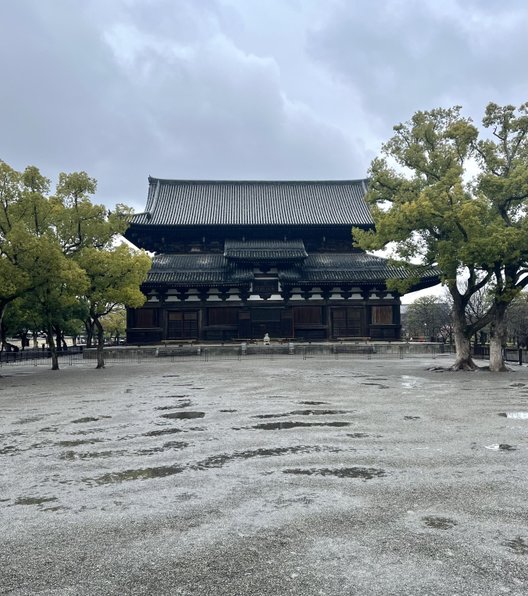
left=483, top=364, right=512, bottom=372
left=449, top=361, right=480, bottom=371
left=428, top=363, right=513, bottom=372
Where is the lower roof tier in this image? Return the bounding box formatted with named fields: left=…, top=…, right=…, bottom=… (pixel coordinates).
left=143, top=252, right=440, bottom=292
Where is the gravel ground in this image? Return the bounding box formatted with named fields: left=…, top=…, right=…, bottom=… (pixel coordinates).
left=1, top=355, right=528, bottom=595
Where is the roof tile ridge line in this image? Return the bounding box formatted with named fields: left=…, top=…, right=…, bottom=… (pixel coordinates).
left=147, top=179, right=161, bottom=219
left=146, top=178, right=368, bottom=185
left=361, top=179, right=369, bottom=195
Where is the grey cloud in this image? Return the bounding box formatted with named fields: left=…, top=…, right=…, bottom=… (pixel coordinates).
left=0, top=0, right=364, bottom=211
left=308, top=0, right=528, bottom=130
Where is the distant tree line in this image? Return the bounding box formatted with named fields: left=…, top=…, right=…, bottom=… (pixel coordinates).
left=0, top=160, right=151, bottom=369
left=403, top=292, right=528, bottom=349
left=355, top=101, right=528, bottom=371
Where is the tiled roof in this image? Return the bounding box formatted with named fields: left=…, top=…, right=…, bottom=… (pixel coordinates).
left=224, top=239, right=308, bottom=261
left=279, top=254, right=441, bottom=286
left=131, top=178, right=373, bottom=227
left=142, top=252, right=440, bottom=290
left=145, top=254, right=252, bottom=287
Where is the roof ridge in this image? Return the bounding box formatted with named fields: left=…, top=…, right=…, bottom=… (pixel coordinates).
left=148, top=178, right=368, bottom=186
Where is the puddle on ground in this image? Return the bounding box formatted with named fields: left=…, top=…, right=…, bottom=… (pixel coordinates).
left=15, top=496, right=58, bottom=506
left=14, top=416, right=45, bottom=425
left=57, top=438, right=105, bottom=447
left=87, top=464, right=185, bottom=485
left=252, top=413, right=290, bottom=419
left=248, top=409, right=349, bottom=418
left=282, top=466, right=385, bottom=479
left=39, top=427, right=59, bottom=433
left=161, top=411, right=205, bottom=420
left=162, top=375, right=180, bottom=378
left=499, top=412, right=528, bottom=419
left=136, top=441, right=189, bottom=455
left=220, top=409, right=238, bottom=413
left=158, top=394, right=190, bottom=399
left=404, top=416, right=421, bottom=420
left=346, top=432, right=371, bottom=438
left=71, top=416, right=110, bottom=424
left=503, top=537, right=528, bottom=555
left=510, top=383, right=526, bottom=388
left=73, top=429, right=101, bottom=436
left=156, top=401, right=192, bottom=410
left=272, top=494, right=315, bottom=509
left=192, top=445, right=342, bottom=470
left=298, top=401, right=328, bottom=405
left=361, top=383, right=389, bottom=389
left=0, top=445, right=19, bottom=456
left=59, top=450, right=118, bottom=460
left=423, top=516, right=457, bottom=530
left=144, top=427, right=184, bottom=437
left=251, top=421, right=351, bottom=430
left=485, top=444, right=516, bottom=451
left=289, top=409, right=349, bottom=416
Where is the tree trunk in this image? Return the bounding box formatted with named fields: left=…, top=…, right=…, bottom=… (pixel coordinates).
left=451, top=307, right=478, bottom=370
left=0, top=318, right=6, bottom=355
left=94, top=317, right=105, bottom=369
left=84, top=319, right=95, bottom=348
left=47, top=324, right=59, bottom=370
left=489, top=303, right=508, bottom=372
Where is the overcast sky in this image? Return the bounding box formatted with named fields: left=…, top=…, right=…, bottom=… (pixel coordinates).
left=1, top=0, right=527, bottom=216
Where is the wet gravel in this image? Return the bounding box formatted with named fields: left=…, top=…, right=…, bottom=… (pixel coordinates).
left=1, top=357, right=528, bottom=595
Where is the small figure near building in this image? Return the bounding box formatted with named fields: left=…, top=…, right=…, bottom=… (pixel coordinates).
left=263, top=333, right=270, bottom=345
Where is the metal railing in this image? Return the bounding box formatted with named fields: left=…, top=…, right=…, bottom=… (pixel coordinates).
left=10, top=342, right=527, bottom=369
left=0, top=347, right=85, bottom=367
left=77, top=342, right=453, bottom=364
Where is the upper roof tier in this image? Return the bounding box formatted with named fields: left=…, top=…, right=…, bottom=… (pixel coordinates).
left=224, top=239, right=308, bottom=261
left=130, top=178, right=373, bottom=227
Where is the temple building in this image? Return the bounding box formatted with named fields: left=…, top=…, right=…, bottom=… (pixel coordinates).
left=125, top=178, right=439, bottom=343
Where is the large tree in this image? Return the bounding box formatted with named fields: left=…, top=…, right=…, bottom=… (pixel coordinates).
left=1, top=160, right=149, bottom=369
left=27, top=244, right=88, bottom=370
left=355, top=102, right=528, bottom=371
left=473, top=103, right=528, bottom=370
left=0, top=162, right=58, bottom=349
left=76, top=244, right=151, bottom=368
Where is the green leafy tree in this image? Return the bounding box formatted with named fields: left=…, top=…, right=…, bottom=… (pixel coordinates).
left=76, top=244, right=151, bottom=368
left=472, top=103, right=528, bottom=370
left=0, top=161, right=57, bottom=350
left=355, top=102, right=528, bottom=371
left=53, top=171, right=132, bottom=255
left=25, top=242, right=88, bottom=369
left=101, top=308, right=127, bottom=344
left=46, top=170, right=138, bottom=368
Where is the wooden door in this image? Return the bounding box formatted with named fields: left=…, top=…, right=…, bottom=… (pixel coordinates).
left=167, top=311, right=198, bottom=339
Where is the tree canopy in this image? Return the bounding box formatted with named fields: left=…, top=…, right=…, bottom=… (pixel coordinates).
left=355, top=101, right=528, bottom=370
left=0, top=160, right=151, bottom=369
